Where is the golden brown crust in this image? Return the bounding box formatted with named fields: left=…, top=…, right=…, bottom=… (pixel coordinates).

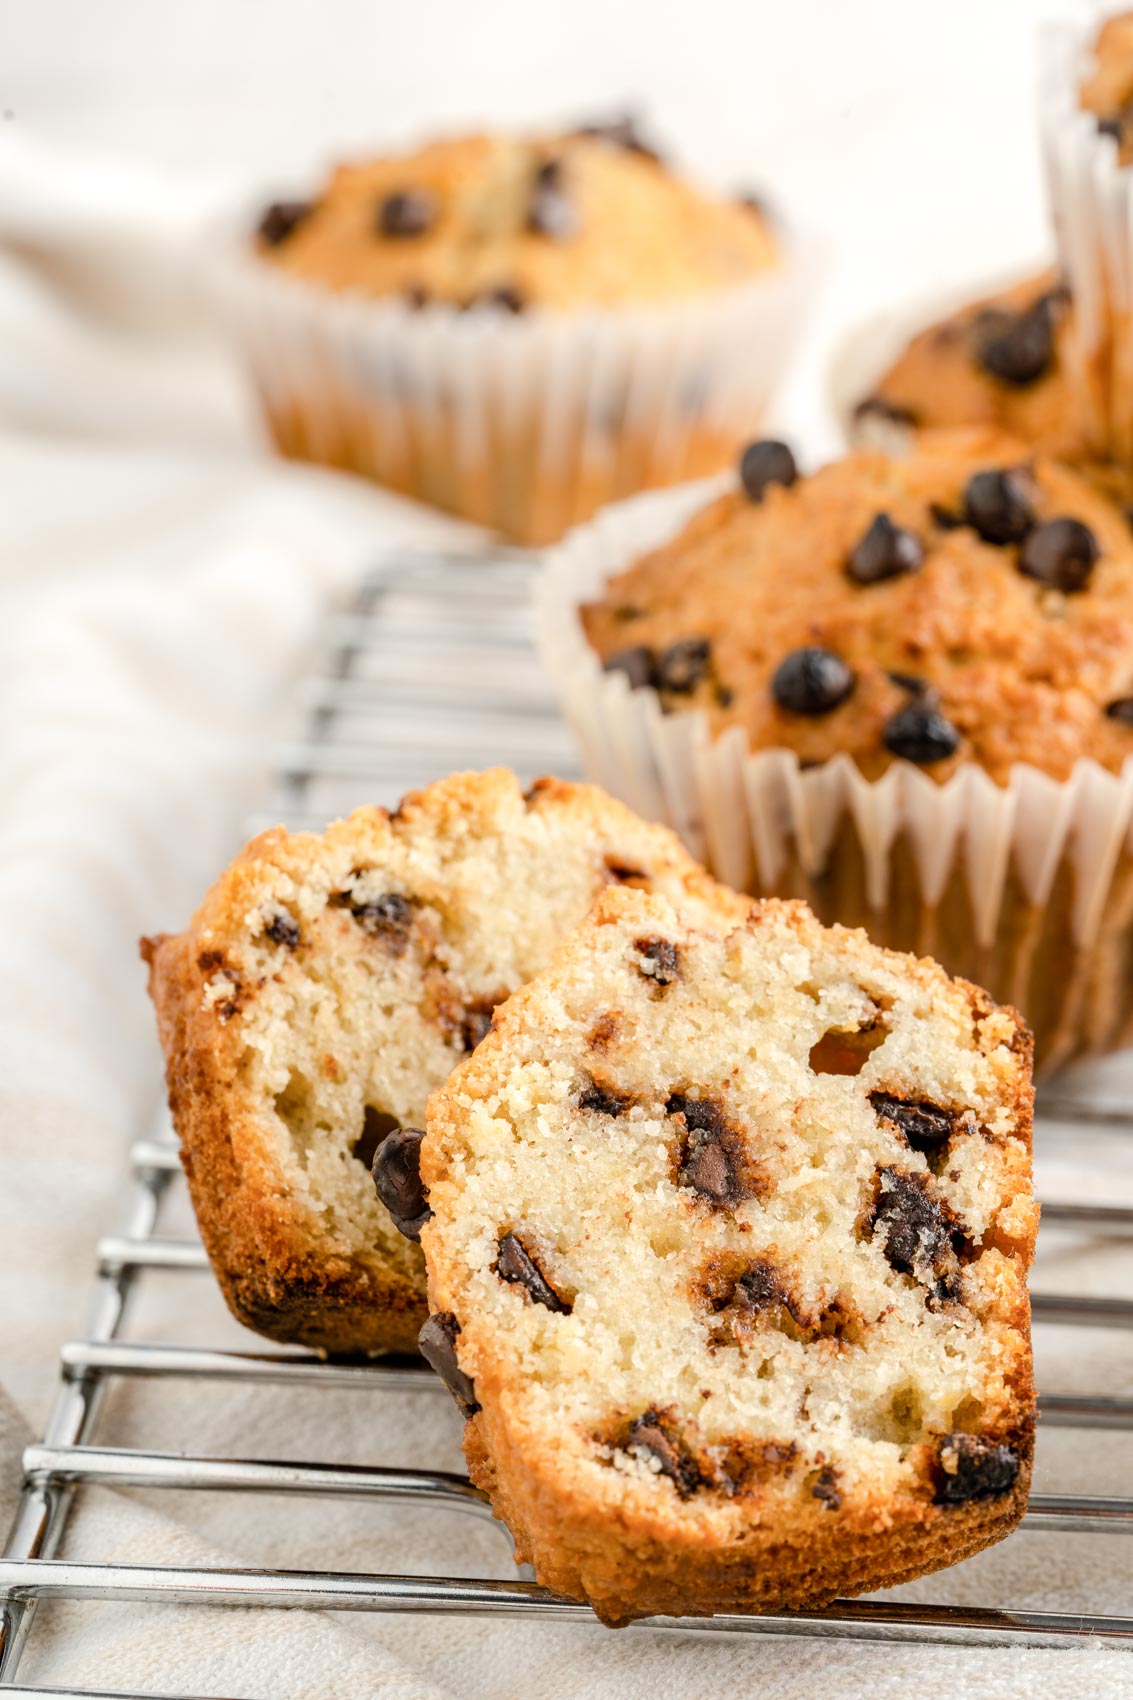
left=144, top=769, right=748, bottom=1355
left=463, top=1400, right=1032, bottom=1626
left=582, top=427, right=1133, bottom=785
left=144, top=924, right=427, bottom=1355
left=254, top=129, right=777, bottom=310
left=424, top=888, right=1036, bottom=1624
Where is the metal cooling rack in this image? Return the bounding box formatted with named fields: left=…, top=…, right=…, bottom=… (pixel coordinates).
left=3, top=549, right=1133, bottom=1697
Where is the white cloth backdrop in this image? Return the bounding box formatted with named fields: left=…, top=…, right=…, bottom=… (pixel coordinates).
left=2, top=7, right=1133, bottom=1689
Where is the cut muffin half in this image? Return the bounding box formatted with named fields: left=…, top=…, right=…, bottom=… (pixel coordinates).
left=142, top=769, right=747, bottom=1354
left=422, top=886, right=1037, bottom=1623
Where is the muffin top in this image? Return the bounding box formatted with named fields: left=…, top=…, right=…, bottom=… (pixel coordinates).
left=252, top=124, right=777, bottom=311
left=853, top=273, right=1088, bottom=467
left=581, top=428, right=1133, bottom=786
left=1080, top=10, right=1133, bottom=159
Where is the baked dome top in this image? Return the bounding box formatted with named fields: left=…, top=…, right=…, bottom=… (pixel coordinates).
left=253, top=125, right=777, bottom=310
left=582, top=428, right=1133, bottom=785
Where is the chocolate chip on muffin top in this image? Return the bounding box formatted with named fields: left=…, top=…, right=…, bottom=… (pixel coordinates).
left=852, top=271, right=1084, bottom=472
left=581, top=428, right=1133, bottom=783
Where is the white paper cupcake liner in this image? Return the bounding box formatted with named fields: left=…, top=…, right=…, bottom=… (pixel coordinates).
left=533, top=477, right=1133, bottom=964
left=1040, top=8, right=1133, bottom=460
left=201, top=219, right=818, bottom=544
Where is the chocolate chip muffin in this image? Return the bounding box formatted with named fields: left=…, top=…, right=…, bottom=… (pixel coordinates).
left=254, top=127, right=776, bottom=309
left=422, top=886, right=1036, bottom=1625
left=851, top=272, right=1092, bottom=469
left=582, top=429, right=1133, bottom=784
left=142, top=768, right=747, bottom=1354
left=214, top=119, right=803, bottom=543
left=538, top=428, right=1133, bottom=1068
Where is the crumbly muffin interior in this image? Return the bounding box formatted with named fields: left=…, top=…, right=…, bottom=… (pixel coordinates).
left=426, top=890, right=1035, bottom=1511
left=195, top=775, right=745, bottom=1273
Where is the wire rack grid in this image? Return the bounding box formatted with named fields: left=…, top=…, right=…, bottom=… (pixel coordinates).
left=2, top=548, right=1133, bottom=1697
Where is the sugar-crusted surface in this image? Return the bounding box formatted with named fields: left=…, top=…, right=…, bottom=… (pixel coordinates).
left=256, top=130, right=777, bottom=309
left=582, top=426, right=1133, bottom=784
left=424, top=887, right=1036, bottom=1623
left=143, top=769, right=748, bottom=1354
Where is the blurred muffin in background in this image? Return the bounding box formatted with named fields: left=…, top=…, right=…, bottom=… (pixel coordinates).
left=847, top=270, right=1133, bottom=508
left=851, top=273, right=1086, bottom=463
left=214, top=120, right=809, bottom=543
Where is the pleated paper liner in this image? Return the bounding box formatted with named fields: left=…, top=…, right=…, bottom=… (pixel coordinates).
left=1040, top=9, right=1133, bottom=468
left=534, top=478, right=1133, bottom=1072
left=204, top=224, right=817, bottom=546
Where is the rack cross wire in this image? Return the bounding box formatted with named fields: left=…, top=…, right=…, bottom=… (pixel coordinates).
left=2, top=550, right=1133, bottom=1696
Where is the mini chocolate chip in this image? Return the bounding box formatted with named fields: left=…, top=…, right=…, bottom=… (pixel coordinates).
left=669, top=1096, right=746, bottom=1206
left=257, top=200, right=313, bottom=246
left=346, top=891, right=414, bottom=950
left=1099, top=113, right=1125, bottom=142
left=627, top=1411, right=700, bottom=1495
left=576, top=115, right=662, bottom=163
left=735, top=1260, right=789, bottom=1311
left=377, top=188, right=437, bottom=238
left=264, top=910, right=300, bottom=949
left=772, top=647, right=855, bottom=716
left=974, top=298, right=1056, bottom=387
left=418, top=1312, right=479, bottom=1416
left=578, top=1076, right=634, bottom=1116
left=1106, top=697, right=1133, bottom=724
left=634, top=936, right=680, bottom=986
left=929, top=502, right=963, bottom=530
left=528, top=159, right=578, bottom=239
left=353, top=1106, right=400, bottom=1170
left=870, top=1166, right=963, bottom=1301
left=465, top=284, right=525, bottom=314
left=1017, top=517, right=1099, bottom=593
left=934, top=1432, right=1020, bottom=1504
left=852, top=395, right=919, bottom=430
left=886, top=670, right=930, bottom=695
left=812, top=1466, right=842, bottom=1510
left=461, top=1006, right=495, bottom=1052
left=962, top=469, right=1035, bottom=545
left=655, top=637, right=711, bottom=694
left=846, top=513, right=924, bottom=585
left=496, top=1232, right=569, bottom=1313
left=739, top=439, right=798, bottom=503
left=373, top=1125, right=431, bottom=1241
left=870, top=1092, right=954, bottom=1153
left=683, top=1139, right=734, bottom=1201
left=884, top=702, right=960, bottom=764
left=602, top=645, right=655, bottom=690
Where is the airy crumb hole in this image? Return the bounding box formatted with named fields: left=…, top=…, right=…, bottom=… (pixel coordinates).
left=809, top=1020, right=889, bottom=1076
left=351, top=1106, right=400, bottom=1169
